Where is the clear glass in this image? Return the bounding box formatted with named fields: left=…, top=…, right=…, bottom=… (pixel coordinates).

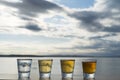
left=61, top=59, right=75, bottom=78
left=82, top=59, right=97, bottom=79
left=38, top=59, right=53, bottom=78
left=17, top=59, right=32, bottom=79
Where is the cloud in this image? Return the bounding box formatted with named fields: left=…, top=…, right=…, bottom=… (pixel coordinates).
left=68, top=11, right=104, bottom=32
left=0, top=0, right=120, bottom=56
left=99, top=40, right=120, bottom=56
left=68, top=11, right=120, bottom=33
left=67, top=0, right=120, bottom=33
left=93, top=0, right=120, bottom=11
left=102, top=0, right=120, bottom=10
left=55, top=38, right=120, bottom=56
left=103, top=25, right=120, bottom=32
left=0, top=40, right=60, bottom=55
left=89, top=33, right=117, bottom=39
left=0, top=0, right=63, bottom=17
left=20, top=23, right=42, bottom=32
left=50, top=0, right=120, bottom=55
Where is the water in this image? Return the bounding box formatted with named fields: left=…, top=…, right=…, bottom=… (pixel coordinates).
left=0, top=57, right=120, bottom=80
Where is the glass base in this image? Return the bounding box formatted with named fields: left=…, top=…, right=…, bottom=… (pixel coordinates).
left=83, top=78, right=95, bottom=80
left=18, top=77, right=30, bottom=80
left=19, top=72, right=30, bottom=78
left=40, top=73, right=51, bottom=78
left=62, top=78, right=73, bottom=80
left=62, top=73, right=73, bottom=78
left=40, top=77, right=51, bottom=80
left=83, top=73, right=95, bottom=79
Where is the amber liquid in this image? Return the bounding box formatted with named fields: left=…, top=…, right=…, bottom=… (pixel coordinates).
left=82, top=61, right=96, bottom=74
left=61, top=60, right=75, bottom=73
left=38, top=60, right=52, bottom=73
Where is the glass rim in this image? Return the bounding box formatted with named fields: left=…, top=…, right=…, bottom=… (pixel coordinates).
left=60, top=59, right=75, bottom=61
left=38, top=59, right=53, bottom=61
left=82, top=59, right=97, bottom=62
left=17, top=59, right=32, bottom=60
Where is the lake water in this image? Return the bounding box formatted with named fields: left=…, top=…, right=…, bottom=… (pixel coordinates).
left=0, top=57, right=120, bottom=80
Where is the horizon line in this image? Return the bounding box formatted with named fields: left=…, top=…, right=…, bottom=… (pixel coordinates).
left=0, top=54, right=120, bottom=57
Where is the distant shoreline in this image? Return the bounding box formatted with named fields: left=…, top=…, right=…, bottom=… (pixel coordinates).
left=0, top=55, right=120, bottom=58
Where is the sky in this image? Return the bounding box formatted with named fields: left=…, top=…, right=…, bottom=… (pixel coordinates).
left=0, top=0, right=120, bottom=56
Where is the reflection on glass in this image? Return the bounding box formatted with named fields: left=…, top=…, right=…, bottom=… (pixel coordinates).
left=62, top=78, right=73, bottom=80
left=39, top=77, right=51, bottom=80
left=61, top=59, right=75, bottom=78
left=18, top=78, right=31, bottom=80
left=82, top=59, right=97, bottom=79
left=38, top=59, right=53, bottom=78
left=17, top=59, right=32, bottom=79
left=83, top=78, right=96, bottom=80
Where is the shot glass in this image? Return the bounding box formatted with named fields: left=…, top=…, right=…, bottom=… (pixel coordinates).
left=82, top=59, right=97, bottom=79
left=17, top=59, right=32, bottom=79
left=61, top=59, right=75, bottom=78
left=38, top=59, right=53, bottom=78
